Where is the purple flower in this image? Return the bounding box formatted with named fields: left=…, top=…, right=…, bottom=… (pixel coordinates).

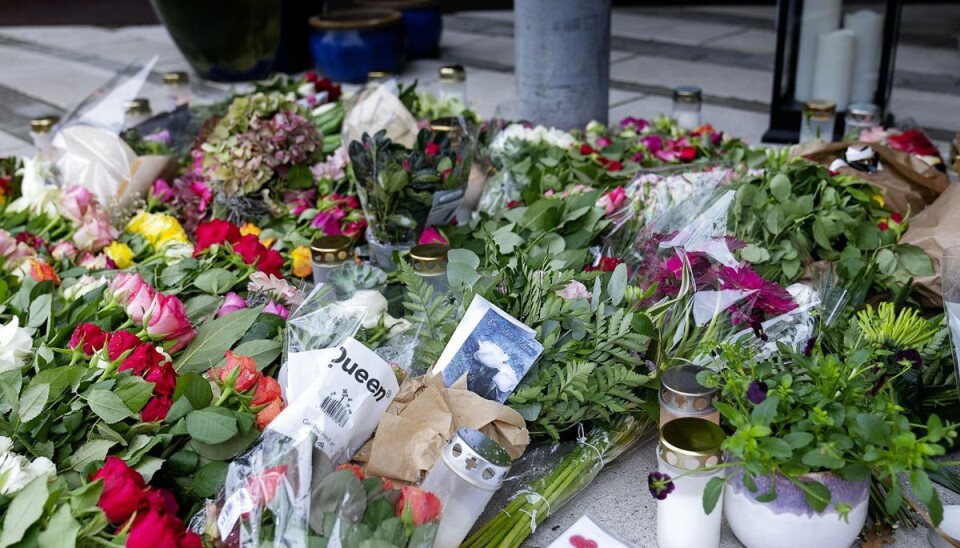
left=648, top=471, right=675, bottom=500
left=746, top=381, right=768, bottom=404
left=263, top=299, right=289, bottom=320
left=803, top=337, right=816, bottom=356
left=143, top=129, right=171, bottom=146
left=641, top=135, right=663, bottom=153
left=620, top=116, right=650, bottom=130
left=152, top=179, right=174, bottom=203
left=894, top=349, right=922, bottom=370
left=217, top=292, right=247, bottom=318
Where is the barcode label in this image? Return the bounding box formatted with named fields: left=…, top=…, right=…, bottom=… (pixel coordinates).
left=320, top=396, right=349, bottom=427
left=217, top=488, right=253, bottom=541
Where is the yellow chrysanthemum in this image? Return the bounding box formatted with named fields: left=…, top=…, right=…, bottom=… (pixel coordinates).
left=291, top=245, right=312, bottom=278
left=105, top=241, right=135, bottom=269
left=240, top=223, right=261, bottom=237
left=127, top=212, right=189, bottom=249
left=872, top=193, right=885, bottom=207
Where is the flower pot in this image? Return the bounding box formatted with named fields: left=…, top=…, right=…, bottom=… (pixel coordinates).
left=150, top=0, right=314, bottom=82
left=724, top=468, right=869, bottom=548
left=365, top=227, right=413, bottom=272
left=308, top=9, right=405, bottom=84
left=514, top=0, right=611, bottom=129
left=356, top=0, right=442, bottom=59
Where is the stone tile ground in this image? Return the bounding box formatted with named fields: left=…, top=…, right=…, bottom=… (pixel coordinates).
left=0, top=5, right=958, bottom=546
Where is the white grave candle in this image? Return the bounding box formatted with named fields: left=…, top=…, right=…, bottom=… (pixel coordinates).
left=844, top=10, right=885, bottom=104
left=794, top=0, right=842, bottom=101
left=811, top=29, right=857, bottom=111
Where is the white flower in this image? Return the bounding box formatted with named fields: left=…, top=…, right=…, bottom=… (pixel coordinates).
left=62, top=275, right=107, bottom=301
left=248, top=272, right=303, bottom=306
left=162, top=241, right=195, bottom=262
left=489, top=124, right=575, bottom=154
left=0, top=317, right=32, bottom=373
left=0, top=451, right=56, bottom=495
left=336, top=289, right=389, bottom=329
left=555, top=280, right=593, bottom=301
left=0, top=436, right=12, bottom=455
left=10, top=156, right=60, bottom=219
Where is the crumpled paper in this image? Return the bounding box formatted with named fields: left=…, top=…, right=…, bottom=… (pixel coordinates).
left=792, top=141, right=949, bottom=215
left=341, top=83, right=420, bottom=149
left=53, top=125, right=176, bottom=209
left=354, top=374, right=529, bottom=483
left=901, top=182, right=960, bottom=308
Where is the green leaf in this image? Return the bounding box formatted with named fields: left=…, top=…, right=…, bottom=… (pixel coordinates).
left=174, top=307, right=261, bottom=373
left=216, top=340, right=283, bottom=371
left=853, top=413, right=890, bottom=446
left=134, top=456, right=165, bottom=483
left=0, top=476, right=48, bottom=548
left=759, top=438, right=793, bottom=460
left=189, top=461, right=229, bottom=498
left=769, top=173, right=792, bottom=202
left=885, top=482, right=903, bottom=516
left=86, top=389, right=133, bottom=424
left=802, top=445, right=846, bottom=470
left=802, top=479, right=831, bottom=513
left=27, top=294, right=51, bottom=329
left=910, top=469, right=933, bottom=503
left=896, top=244, right=934, bottom=276
left=114, top=378, right=156, bottom=413
left=751, top=394, right=779, bottom=426
left=194, top=268, right=239, bottom=295
left=285, top=164, right=314, bottom=189
left=184, top=294, right=224, bottom=323
left=18, top=383, right=49, bottom=423
left=37, top=503, right=79, bottom=548
left=608, top=263, right=627, bottom=306
left=812, top=217, right=832, bottom=250
left=185, top=407, right=239, bottom=445
left=739, top=244, right=771, bottom=264
left=876, top=248, right=897, bottom=276
left=492, top=231, right=525, bottom=254
left=173, top=373, right=214, bottom=409
left=69, top=439, right=116, bottom=472
left=702, top=476, right=724, bottom=515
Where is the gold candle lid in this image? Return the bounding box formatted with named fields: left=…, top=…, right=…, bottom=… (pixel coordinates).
left=30, top=115, right=60, bottom=134
left=124, top=98, right=152, bottom=117
left=367, top=70, right=392, bottom=82
left=673, top=85, right=702, bottom=103
left=439, top=64, right=466, bottom=84
left=658, top=417, right=725, bottom=470
left=163, top=71, right=189, bottom=85
left=312, top=235, right=353, bottom=264
left=659, top=364, right=718, bottom=416
left=409, top=243, right=449, bottom=275
left=804, top=99, right=836, bottom=120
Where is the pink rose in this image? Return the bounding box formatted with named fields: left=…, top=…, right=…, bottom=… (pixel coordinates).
left=152, top=179, right=174, bottom=203
left=217, top=292, right=247, bottom=318
left=596, top=186, right=627, bottom=216
left=189, top=181, right=213, bottom=212
left=596, top=136, right=612, bottom=148
left=72, top=212, right=118, bottom=252
left=60, top=185, right=95, bottom=222
left=50, top=241, right=79, bottom=260
left=418, top=227, right=448, bottom=245
left=144, top=293, right=196, bottom=352
left=77, top=252, right=113, bottom=270
left=262, top=299, right=289, bottom=320
left=0, top=229, right=34, bottom=264
left=109, top=273, right=157, bottom=323
left=555, top=280, right=593, bottom=300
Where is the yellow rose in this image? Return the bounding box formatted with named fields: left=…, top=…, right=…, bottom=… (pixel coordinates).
left=127, top=212, right=189, bottom=248
left=240, top=223, right=261, bottom=237
left=105, top=241, right=135, bottom=269
left=291, top=245, right=312, bottom=278
left=872, top=194, right=885, bottom=207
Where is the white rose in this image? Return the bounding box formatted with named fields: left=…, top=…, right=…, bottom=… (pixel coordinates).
left=63, top=275, right=107, bottom=301
left=0, top=436, right=11, bottom=455
left=163, top=241, right=195, bottom=263
left=0, top=317, right=33, bottom=373
left=0, top=453, right=29, bottom=495
left=336, top=289, right=389, bottom=329
left=10, top=156, right=60, bottom=219
left=25, top=457, right=56, bottom=480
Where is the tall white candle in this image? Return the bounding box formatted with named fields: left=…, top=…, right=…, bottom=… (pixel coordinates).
left=844, top=10, right=885, bottom=104
left=794, top=0, right=842, bottom=102
left=811, top=29, right=857, bottom=111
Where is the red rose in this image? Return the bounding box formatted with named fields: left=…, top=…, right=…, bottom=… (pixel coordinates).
left=252, top=376, right=282, bottom=407
left=257, top=248, right=284, bottom=277
left=605, top=160, right=624, bottom=172
left=879, top=221, right=889, bottom=231
left=194, top=219, right=241, bottom=256
left=108, top=330, right=143, bottom=361
left=506, top=200, right=522, bottom=209
left=181, top=532, right=202, bottom=548
left=396, top=485, right=442, bottom=526
left=142, top=488, right=179, bottom=515
left=424, top=142, right=441, bottom=157
left=141, top=396, right=173, bottom=422
left=247, top=465, right=288, bottom=507
left=232, top=234, right=262, bottom=264
left=213, top=351, right=262, bottom=393
left=119, top=343, right=165, bottom=377
left=90, top=456, right=146, bottom=524
left=69, top=323, right=107, bottom=355
left=145, top=363, right=178, bottom=396
left=232, top=234, right=283, bottom=276
left=256, top=399, right=284, bottom=431
left=579, top=144, right=596, bottom=155
left=678, top=146, right=697, bottom=162
left=126, top=507, right=186, bottom=548
left=890, top=212, right=903, bottom=225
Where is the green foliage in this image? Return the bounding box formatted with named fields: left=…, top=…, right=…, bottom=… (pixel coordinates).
left=396, top=261, right=456, bottom=375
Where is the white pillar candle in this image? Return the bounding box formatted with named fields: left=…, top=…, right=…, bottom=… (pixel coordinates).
left=844, top=10, right=885, bottom=104
left=811, top=29, right=857, bottom=111
left=794, top=0, right=842, bottom=102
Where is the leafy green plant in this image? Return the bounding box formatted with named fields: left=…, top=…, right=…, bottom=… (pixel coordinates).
left=698, top=340, right=957, bottom=525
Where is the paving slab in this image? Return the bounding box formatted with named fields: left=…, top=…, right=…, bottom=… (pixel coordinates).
left=0, top=44, right=114, bottom=109
left=611, top=54, right=773, bottom=104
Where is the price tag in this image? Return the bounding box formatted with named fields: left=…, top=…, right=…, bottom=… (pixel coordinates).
left=217, top=487, right=254, bottom=541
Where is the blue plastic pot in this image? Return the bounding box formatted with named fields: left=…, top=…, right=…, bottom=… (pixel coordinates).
left=357, top=0, right=442, bottom=59
left=308, top=9, right=405, bottom=84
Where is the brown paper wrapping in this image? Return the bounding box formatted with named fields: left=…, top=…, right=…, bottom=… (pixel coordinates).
left=341, top=85, right=420, bottom=149
left=792, top=141, right=949, bottom=214
left=901, top=182, right=960, bottom=308
left=357, top=374, right=529, bottom=483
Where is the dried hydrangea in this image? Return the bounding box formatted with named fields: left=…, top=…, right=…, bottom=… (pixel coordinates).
left=202, top=92, right=322, bottom=195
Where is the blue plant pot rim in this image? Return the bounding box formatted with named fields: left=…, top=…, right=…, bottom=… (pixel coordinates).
left=355, top=0, right=437, bottom=10
left=309, top=9, right=403, bottom=31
